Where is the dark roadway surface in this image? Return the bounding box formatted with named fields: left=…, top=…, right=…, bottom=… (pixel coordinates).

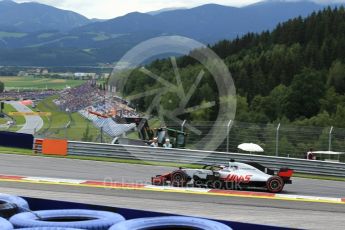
left=0, top=154, right=344, bottom=197
left=1, top=154, right=345, bottom=229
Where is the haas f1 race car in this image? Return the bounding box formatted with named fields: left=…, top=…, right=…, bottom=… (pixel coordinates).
left=152, top=160, right=293, bottom=193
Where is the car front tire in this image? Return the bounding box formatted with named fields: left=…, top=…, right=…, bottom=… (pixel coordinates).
left=171, top=170, right=188, bottom=187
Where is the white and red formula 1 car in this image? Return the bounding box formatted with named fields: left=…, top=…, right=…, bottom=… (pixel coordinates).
left=151, top=160, right=294, bottom=193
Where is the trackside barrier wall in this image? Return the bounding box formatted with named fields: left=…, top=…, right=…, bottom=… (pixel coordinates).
left=24, top=197, right=291, bottom=230
left=42, top=139, right=68, bottom=156
left=68, top=141, right=345, bottom=177
left=33, top=139, right=43, bottom=154
left=0, top=131, right=34, bottom=149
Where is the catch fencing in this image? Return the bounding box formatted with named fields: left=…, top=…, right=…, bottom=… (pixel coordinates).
left=63, top=120, right=344, bottom=162
left=3, top=118, right=344, bottom=162
left=68, top=141, right=345, bottom=177
left=163, top=120, right=345, bottom=161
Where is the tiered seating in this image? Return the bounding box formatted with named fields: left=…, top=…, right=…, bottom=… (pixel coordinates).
left=79, top=109, right=136, bottom=137
left=94, top=118, right=136, bottom=137
left=55, top=82, right=138, bottom=138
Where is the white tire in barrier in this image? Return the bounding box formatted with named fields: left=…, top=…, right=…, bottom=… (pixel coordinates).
left=0, top=193, right=29, bottom=211
left=109, top=216, right=232, bottom=230
left=0, top=216, right=14, bottom=230
left=10, top=209, right=125, bottom=230
left=0, top=200, right=20, bottom=219
left=16, top=228, right=84, bottom=230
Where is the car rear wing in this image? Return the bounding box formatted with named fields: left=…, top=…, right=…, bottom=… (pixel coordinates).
left=278, top=168, right=294, bottom=181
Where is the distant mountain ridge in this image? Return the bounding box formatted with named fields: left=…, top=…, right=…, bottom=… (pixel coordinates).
left=0, top=0, right=90, bottom=32
left=147, top=7, right=187, bottom=15
left=71, top=1, right=327, bottom=46
left=0, top=0, right=344, bottom=66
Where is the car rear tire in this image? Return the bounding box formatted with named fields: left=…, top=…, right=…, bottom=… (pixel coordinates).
left=266, top=176, right=284, bottom=193
left=171, top=170, right=188, bottom=187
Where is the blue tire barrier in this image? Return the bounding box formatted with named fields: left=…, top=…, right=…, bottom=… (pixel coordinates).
left=0, top=216, right=14, bottom=230
left=0, top=200, right=19, bottom=219
left=10, top=209, right=125, bottom=230
left=0, top=194, right=30, bottom=212
left=16, top=228, right=84, bottom=230
left=109, top=216, right=233, bottom=230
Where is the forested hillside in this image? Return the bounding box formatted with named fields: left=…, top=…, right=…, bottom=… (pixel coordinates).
left=0, top=0, right=89, bottom=32
left=122, top=7, right=345, bottom=129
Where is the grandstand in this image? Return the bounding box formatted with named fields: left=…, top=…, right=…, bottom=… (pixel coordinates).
left=0, top=90, right=58, bottom=100
left=54, top=81, right=138, bottom=138
left=54, top=81, right=105, bottom=112
left=79, top=109, right=136, bottom=137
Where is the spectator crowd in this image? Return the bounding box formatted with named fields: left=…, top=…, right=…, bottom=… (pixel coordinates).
left=54, top=82, right=105, bottom=112
left=0, top=90, right=58, bottom=100
left=54, top=81, right=139, bottom=118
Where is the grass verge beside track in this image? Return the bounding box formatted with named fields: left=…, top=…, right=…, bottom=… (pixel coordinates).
left=35, top=96, right=107, bottom=142
left=0, top=76, right=84, bottom=90
left=0, top=117, right=7, bottom=125
left=0, top=147, right=32, bottom=155
left=0, top=103, right=26, bottom=132
left=36, top=95, right=69, bottom=132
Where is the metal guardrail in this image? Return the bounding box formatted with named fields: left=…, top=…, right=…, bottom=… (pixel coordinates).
left=68, top=141, right=345, bottom=177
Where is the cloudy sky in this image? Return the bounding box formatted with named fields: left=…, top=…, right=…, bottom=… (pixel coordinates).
left=12, top=0, right=345, bottom=19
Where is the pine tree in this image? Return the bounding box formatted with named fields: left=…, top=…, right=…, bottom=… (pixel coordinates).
left=0, top=81, right=4, bottom=93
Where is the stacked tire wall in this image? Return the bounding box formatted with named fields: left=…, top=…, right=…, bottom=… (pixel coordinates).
left=0, top=194, right=288, bottom=230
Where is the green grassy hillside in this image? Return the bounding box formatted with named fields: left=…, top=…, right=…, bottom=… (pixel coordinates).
left=0, top=76, right=84, bottom=90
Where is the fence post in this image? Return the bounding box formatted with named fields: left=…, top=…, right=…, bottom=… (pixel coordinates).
left=64, top=121, right=70, bottom=140
left=181, top=120, right=186, bottom=132
left=226, top=120, right=232, bottom=153
left=329, top=126, right=334, bottom=151
left=276, top=123, right=281, bottom=157
left=100, top=126, right=104, bottom=143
